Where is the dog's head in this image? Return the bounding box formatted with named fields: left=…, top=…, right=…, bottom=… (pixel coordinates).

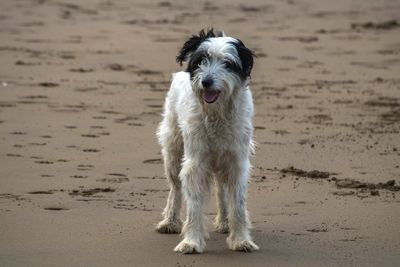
left=176, top=29, right=255, bottom=104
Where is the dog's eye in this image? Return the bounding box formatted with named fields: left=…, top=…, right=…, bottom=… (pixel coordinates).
left=224, top=61, right=233, bottom=69
left=200, top=58, right=207, bottom=65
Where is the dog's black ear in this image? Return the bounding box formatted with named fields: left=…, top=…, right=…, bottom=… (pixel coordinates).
left=176, top=28, right=223, bottom=66
left=233, top=39, right=256, bottom=78
left=176, top=34, right=204, bottom=66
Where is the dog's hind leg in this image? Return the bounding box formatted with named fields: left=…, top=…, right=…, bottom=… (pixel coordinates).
left=156, top=117, right=184, bottom=234
left=214, top=178, right=229, bottom=233
left=156, top=148, right=183, bottom=233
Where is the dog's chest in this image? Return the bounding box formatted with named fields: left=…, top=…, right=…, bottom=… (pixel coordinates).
left=205, top=118, right=224, bottom=134
left=202, top=116, right=236, bottom=146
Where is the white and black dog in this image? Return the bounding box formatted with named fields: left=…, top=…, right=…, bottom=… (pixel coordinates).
left=156, top=29, right=259, bottom=253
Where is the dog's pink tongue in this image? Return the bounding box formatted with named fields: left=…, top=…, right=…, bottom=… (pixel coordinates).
left=204, top=90, right=219, bottom=103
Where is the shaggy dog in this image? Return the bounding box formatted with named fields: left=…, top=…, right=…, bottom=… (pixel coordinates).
left=156, top=29, right=259, bottom=254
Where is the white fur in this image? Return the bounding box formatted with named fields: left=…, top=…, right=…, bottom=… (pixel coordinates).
left=156, top=37, right=259, bottom=254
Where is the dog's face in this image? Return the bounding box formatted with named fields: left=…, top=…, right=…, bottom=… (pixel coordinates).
left=176, top=29, right=255, bottom=104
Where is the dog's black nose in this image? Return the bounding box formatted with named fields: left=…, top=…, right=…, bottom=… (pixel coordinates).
left=201, top=78, right=213, bottom=89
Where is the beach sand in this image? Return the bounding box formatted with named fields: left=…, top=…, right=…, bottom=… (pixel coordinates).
left=0, top=0, right=399, bottom=266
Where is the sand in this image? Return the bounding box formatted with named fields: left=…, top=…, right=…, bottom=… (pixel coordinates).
left=1, top=0, right=399, bottom=266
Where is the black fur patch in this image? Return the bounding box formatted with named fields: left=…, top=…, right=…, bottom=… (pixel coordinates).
left=229, top=39, right=255, bottom=78
left=176, top=28, right=223, bottom=65
left=187, top=51, right=208, bottom=76
left=223, top=59, right=243, bottom=77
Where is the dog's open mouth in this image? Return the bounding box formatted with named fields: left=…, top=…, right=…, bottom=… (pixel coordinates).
left=203, top=89, right=220, bottom=104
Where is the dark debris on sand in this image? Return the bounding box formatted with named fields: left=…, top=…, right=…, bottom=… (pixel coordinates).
left=351, top=20, right=400, bottom=30
left=335, top=179, right=399, bottom=192
left=69, top=187, right=115, bottom=197
left=281, top=166, right=330, bottom=179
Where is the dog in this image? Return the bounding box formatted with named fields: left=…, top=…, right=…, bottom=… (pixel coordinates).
left=156, top=29, right=259, bottom=254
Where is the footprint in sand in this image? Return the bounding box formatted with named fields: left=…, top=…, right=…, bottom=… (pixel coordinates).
left=15, top=60, right=41, bottom=66
left=28, top=190, right=54, bottom=194
left=101, top=110, right=120, bottom=115
left=92, top=116, right=107, bottom=120
left=74, top=87, right=99, bottom=92
left=69, top=68, right=94, bottom=73
left=9, top=131, right=26, bottom=135
left=21, top=95, right=48, bottom=99
left=82, top=148, right=101, bottom=152
left=146, top=104, right=163, bottom=108
left=98, top=177, right=129, bottom=183
left=44, top=207, right=69, bottom=211
left=108, top=63, right=136, bottom=71
left=81, top=134, right=99, bottom=138
left=6, top=153, right=23, bottom=157
left=29, top=142, right=47, bottom=146
left=70, top=175, right=88, bottom=179
left=134, top=69, right=163, bottom=76
left=65, top=125, right=78, bottom=129
left=34, top=160, right=54, bottom=164
left=127, top=122, right=143, bottom=127
left=77, top=164, right=94, bottom=171
left=40, top=174, right=55, bottom=178
left=142, top=158, right=162, bottom=164
left=107, top=173, right=126, bottom=177
left=0, top=102, right=17, bottom=108
left=38, top=82, right=59, bottom=87
left=98, top=173, right=129, bottom=183
left=69, top=188, right=115, bottom=197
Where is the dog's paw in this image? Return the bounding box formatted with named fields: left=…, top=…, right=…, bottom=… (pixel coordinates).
left=156, top=219, right=182, bottom=234
left=227, top=239, right=259, bottom=252
left=174, top=240, right=204, bottom=254
left=213, top=220, right=229, bottom=233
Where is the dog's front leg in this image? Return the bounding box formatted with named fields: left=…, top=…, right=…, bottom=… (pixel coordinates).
left=174, top=159, right=210, bottom=254
left=214, top=178, right=229, bottom=233
left=226, top=159, right=259, bottom=252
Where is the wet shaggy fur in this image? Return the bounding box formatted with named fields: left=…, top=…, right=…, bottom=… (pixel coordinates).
left=156, top=29, right=259, bottom=254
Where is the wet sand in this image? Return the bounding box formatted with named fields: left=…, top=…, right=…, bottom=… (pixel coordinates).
left=0, top=0, right=399, bottom=266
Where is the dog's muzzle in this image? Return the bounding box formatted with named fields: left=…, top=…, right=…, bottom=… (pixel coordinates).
left=202, top=78, right=220, bottom=104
